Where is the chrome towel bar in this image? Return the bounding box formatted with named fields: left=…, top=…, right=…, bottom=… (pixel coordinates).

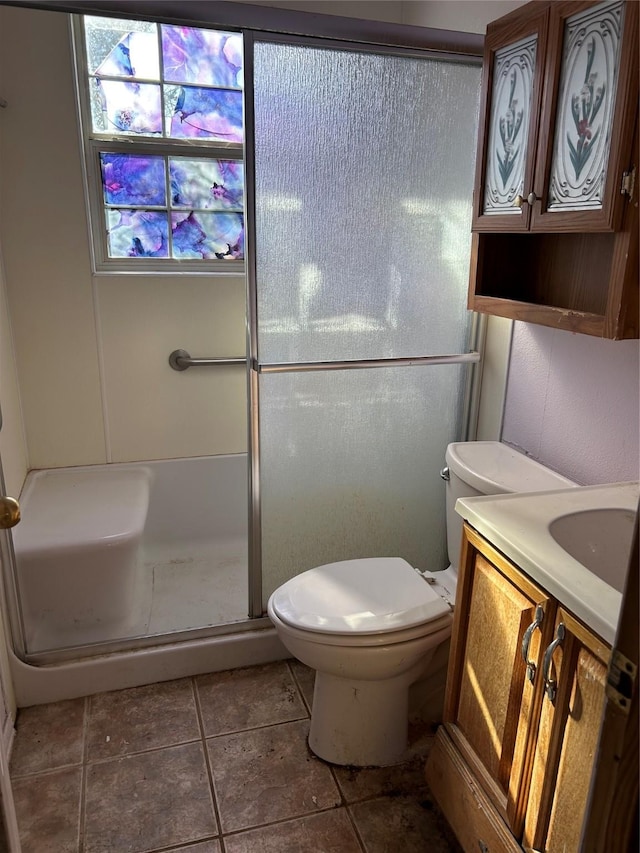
left=169, top=349, right=246, bottom=371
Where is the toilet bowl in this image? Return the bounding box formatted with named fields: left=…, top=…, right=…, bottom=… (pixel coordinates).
left=268, top=557, right=453, bottom=766
left=268, top=441, right=577, bottom=767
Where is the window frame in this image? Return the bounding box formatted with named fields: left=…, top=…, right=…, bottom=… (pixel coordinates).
left=71, top=14, right=246, bottom=275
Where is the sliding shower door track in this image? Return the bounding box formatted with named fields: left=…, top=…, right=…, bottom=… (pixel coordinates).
left=21, top=616, right=273, bottom=667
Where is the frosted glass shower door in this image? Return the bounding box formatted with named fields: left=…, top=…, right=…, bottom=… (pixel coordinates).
left=250, top=37, right=481, bottom=609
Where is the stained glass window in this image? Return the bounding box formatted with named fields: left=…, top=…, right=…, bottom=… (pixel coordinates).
left=77, top=16, right=245, bottom=269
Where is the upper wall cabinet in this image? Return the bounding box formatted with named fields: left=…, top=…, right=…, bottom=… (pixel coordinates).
left=473, top=4, right=549, bottom=232
left=535, top=0, right=634, bottom=231
left=469, top=0, right=639, bottom=339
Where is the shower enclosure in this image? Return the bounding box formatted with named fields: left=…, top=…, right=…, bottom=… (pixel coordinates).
left=0, top=2, right=483, bottom=685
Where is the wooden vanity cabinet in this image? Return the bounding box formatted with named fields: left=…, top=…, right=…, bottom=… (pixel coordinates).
left=469, top=0, right=639, bottom=338
left=426, top=523, right=611, bottom=853
left=522, top=608, right=611, bottom=852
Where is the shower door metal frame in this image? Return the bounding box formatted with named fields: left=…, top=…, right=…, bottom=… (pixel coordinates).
left=243, top=30, right=485, bottom=618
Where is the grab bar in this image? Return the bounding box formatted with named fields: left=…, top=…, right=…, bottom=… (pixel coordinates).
left=169, top=349, right=246, bottom=371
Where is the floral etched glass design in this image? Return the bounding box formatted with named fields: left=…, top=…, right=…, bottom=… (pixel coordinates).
left=99, top=153, right=244, bottom=259
left=483, top=34, right=537, bottom=215
left=548, top=0, right=625, bottom=212
left=81, top=16, right=244, bottom=266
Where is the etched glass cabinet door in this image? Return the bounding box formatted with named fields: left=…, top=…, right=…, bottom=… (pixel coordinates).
left=531, top=0, right=638, bottom=231
left=471, top=6, right=548, bottom=231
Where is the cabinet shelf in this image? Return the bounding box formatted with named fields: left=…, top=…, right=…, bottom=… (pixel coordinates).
left=469, top=222, right=638, bottom=338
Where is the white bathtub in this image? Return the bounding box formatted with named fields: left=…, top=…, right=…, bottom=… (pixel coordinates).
left=8, top=454, right=287, bottom=706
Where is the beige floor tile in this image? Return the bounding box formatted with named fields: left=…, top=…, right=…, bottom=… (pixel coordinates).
left=84, top=743, right=217, bottom=853
left=10, top=698, right=85, bottom=777
left=208, top=719, right=341, bottom=833
left=12, top=767, right=81, bottom=853
left=196, top=662, right=307, bottom=736
left=349, top=795, right=461, bottom=853
left=224, top=808, right=363, bottom=853
left=288, top=660, right=315, bottom=713
left=170, top=843, right=222, bottom=852
left=86, top=678, right=200, bottom=761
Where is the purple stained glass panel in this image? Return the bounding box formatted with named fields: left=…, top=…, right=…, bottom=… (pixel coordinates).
left=169, top=159, right=244, bottom=210
left=106, top=209, right=169, bottom=258
left=100, top=153, right=166, bottom=206
left=85, top=17, right=159, bottom=79
left=171, top=211, right=244, bottom=259
left=93, top=79, right=163, bottom=136
left=94, top=31, right=160, bottom=79
left=161, top=26, right=243, bottom=88
left=167, top=86, right=243, bottom=142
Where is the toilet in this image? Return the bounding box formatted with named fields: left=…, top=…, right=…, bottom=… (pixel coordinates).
left=267, top=441, right=576, bottom=767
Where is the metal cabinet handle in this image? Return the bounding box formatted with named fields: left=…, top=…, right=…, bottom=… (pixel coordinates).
left=514, top=191, right=538, bottom=208
left=542, top=623, right=565, bottom=702
left=521, top=604, right=544, bottom=684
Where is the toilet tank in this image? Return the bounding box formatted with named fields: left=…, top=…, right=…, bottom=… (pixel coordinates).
left=445, top=441, right=576, bottom=572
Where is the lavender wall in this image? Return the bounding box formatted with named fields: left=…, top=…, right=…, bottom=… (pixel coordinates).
left=502, top=322, right=640, bottom=485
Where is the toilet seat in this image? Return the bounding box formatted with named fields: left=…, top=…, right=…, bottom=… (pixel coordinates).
left=268, top=557, right=451, bottom=639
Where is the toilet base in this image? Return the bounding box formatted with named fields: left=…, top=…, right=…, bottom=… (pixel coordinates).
left=309, top=670, right=413, bottom=766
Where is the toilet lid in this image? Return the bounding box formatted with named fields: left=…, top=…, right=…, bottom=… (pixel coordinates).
left=269, top=557, right=451, bottom=635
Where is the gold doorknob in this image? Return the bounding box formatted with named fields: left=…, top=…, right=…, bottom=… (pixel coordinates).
left=514, top=194, right=525, bottom=208
left=0, top=496, right=20, bottom=529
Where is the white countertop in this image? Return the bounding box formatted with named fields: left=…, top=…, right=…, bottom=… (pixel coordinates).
left=456, top=482, right=639, bottom=645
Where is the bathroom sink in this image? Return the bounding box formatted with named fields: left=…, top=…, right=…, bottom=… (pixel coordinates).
left=549, top=507, right=636, bottom=593
left=455, top=481, right=639, bottom=645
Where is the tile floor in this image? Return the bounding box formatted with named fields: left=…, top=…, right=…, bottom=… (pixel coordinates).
left=9, top=661, right=461, bottom=853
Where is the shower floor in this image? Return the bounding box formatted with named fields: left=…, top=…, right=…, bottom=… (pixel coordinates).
left=22, top=537, right=249, bottom=655
left=142, top=537, right=249, bottom=635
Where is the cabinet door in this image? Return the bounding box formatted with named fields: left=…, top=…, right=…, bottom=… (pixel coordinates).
left=522, top=608, right=610, bottom=852
left=443, top=525, right=556, bottom=835
left=472, top=5, right=548, bottom=232
left=531, top=0, right=638, bottom=232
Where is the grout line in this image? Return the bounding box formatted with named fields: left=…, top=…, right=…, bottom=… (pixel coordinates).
left=203, top=715, right=310, bottom=742
left=285, top=660, right=313, bottom=717
left=10, top=761, right=85, bottom=780
left=218, top=803, right=356, bottom=840
left=78, top=695, right=90, bottom=853
left=138, top=836, right=222, bottom=853
left=345, top=803, right=369, bottom=853
left=326, top=763, right=368, bottom=852
left=192, top=676, right=226, bottom=853
left=81, top=736, right=203, bottom=767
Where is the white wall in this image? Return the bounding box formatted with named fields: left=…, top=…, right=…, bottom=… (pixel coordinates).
left=0, top=6, right=247, bottom=472
left=402, top=0, right=525, bottom=31
left=0, top=7, right=107, bottom=470
left=0, top=251, right=27, bottom=502
left=227, top=0, right=526, bottom=31
left=502, top=324, right=640, bottom=485
left=227, top=0, right=404, bottom=21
